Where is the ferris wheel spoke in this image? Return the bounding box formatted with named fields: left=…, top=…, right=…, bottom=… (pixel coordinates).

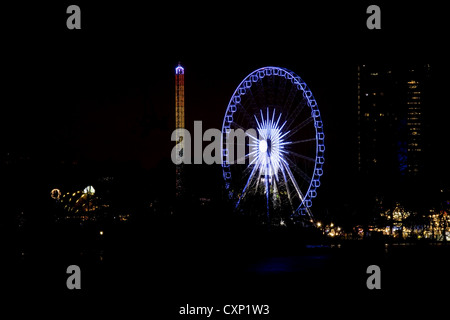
left=245, top=83, right=265, bottom=118
left=285, top=150, right=315, bottom=163
left=304, top=206, right=315, bottom=221
left=286, top=99, right=308, bottom=130
left=230, top=119, right=252, bottom=136
left=285, top=116, right=314, bottom=139
left=255, top=171, right=261, bottom=191
left=269, top=172, right=283, bottom=209
left=279, top=164, right=295, bottom=213
left=264, top=169, right=270, bottom=220
left=280, top=159, right=306, bottom=203
left=229, top=122, right=259, bottom=143
left=234, top=152, right=252, bottom=165
left=275, top=75, right=287, bottom=110
left=267, top=70, right=276, bottom=105
left=283, top=82, right=302, bottom=121
left=235, top=102, right=258, bottom=128
left=284, top=156, right=312, bottom=185
left=254, top=78, right=269, bottom=109
left=268, top=157, right=281, bottom=183
left=242, top=159, right=258, bottom=178
left=229, top=88, right=259, bottom=130
left=286, top=137, right=317, bottom=145
left=236, top=163, right=260, bottom=208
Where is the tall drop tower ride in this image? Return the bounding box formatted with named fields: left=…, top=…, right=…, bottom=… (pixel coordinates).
left=175, top=62, right=185, bottom=197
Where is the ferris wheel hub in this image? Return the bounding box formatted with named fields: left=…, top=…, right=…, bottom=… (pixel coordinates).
left=259, top=139, right=268, bottom=153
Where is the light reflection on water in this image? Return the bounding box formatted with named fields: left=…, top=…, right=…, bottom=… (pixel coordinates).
left=248, top=254, right=330, bottom=274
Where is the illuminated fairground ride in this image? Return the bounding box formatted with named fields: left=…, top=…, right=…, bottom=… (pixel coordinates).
left=221, top=67, right=325, bottom=226
left=59, top=186, right=99, bottom=220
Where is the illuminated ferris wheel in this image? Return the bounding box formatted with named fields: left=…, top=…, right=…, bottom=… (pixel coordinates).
left=221, top=67, right=325, bottom=225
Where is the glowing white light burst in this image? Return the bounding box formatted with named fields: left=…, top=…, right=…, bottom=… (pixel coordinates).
left=258, top=139, right=268, bottom=153
left=248, top=108, right=290, bottom=181
left=238, top=108, right=307, bottom=215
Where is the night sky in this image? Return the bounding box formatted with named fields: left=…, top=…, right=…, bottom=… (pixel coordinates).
left=3, top=1, right=449, bottom=195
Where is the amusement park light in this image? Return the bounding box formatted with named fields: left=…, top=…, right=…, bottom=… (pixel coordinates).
left=248, top=108, right=289, bottom=180
left=50, top=188, right=61, bottom=200
left=83, top=185, right=95, bottom=195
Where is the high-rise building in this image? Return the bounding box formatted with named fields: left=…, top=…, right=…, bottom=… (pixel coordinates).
left=405, top=71, right=427, bottom=176
left=356, top=64, right=431, bottom=181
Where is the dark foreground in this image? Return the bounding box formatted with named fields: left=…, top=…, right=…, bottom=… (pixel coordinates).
left=6, top=221, right=450, bottom=318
